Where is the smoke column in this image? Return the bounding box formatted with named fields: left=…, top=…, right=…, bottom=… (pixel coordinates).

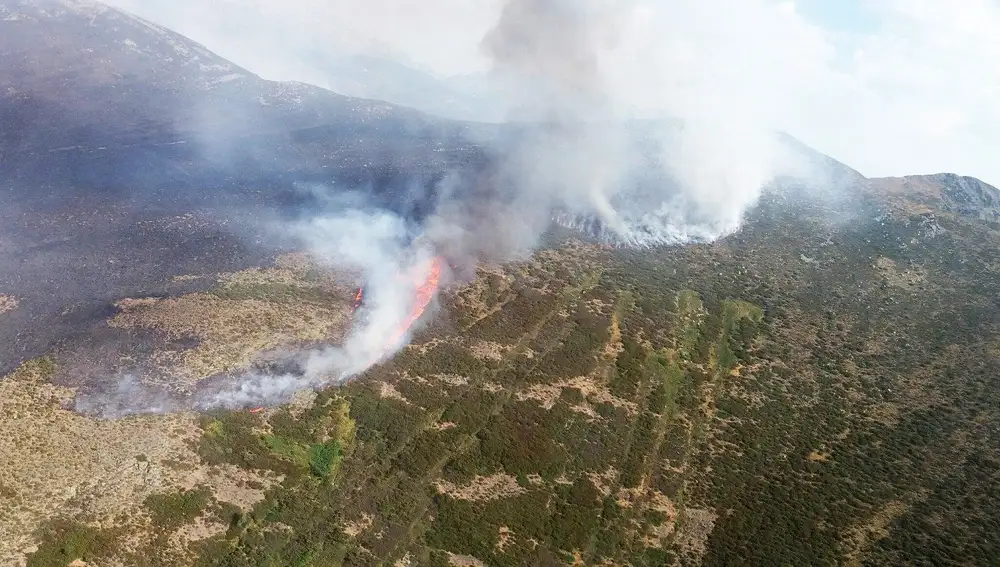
left=480, top=0, right=803, bottom=247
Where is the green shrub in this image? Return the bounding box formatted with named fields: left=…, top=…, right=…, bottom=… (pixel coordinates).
left=309, top=441, right=341, bottom=480
left=145, top=487, right=212, bottom=531
left=26, top=520, right=120, bottom=567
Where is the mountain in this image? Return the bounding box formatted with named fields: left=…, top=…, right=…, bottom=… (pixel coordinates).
left=0, top=0, right=491, bottom=380
left=0, top=0, right=482, bottom=190
left=2, top=2, right=1000, bottom=567
left=870, top=173, right=1000, bottom=221
left=289, top=53, right=506, bottom=123
left=99, top=0, right=504, bottom=123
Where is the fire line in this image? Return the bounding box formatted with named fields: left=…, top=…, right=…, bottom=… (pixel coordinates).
left=386, top=256, right=443, bottom=351
left=246, top=256, right=443, bottom=413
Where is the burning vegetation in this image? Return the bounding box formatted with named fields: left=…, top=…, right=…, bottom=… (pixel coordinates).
left=237, top=255, right=444, bottom=414
left=389, top=256, right=444, bottom=350
left=350, top=287, right=364, bottom=314
left=355, top=255, right=445, bottom=368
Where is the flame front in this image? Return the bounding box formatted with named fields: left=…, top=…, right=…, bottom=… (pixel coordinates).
left=354, top=255, right=444, bottom=367
left=247, top=256, right=443, bottom=413
left=350, top=286, right=364, bottom=313
left=387, top=256, right=443, bottom=351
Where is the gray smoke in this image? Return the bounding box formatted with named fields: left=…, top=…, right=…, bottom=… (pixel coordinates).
left=483, top=0, right=617, bottom=118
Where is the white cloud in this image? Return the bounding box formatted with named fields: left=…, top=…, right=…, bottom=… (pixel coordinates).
left=833, top=0, right=1000, bottom=181
left=103, top=0, right=1000, bottom=187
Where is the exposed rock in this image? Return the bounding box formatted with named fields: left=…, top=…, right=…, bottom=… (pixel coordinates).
left=0, top=294, right=18, bottom=314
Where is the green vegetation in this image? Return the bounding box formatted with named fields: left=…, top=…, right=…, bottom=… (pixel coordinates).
left=27, top=520, right=121, bottom=567
left=211, top=282, right=335, bottom=305
left=145, top=487, right=212, bottom=531
left=33, top=355, right=58, bottom=379
left=262, top=434, right=312, bottom=467
left=10, top=355, right=58, bottom=381
left=309, top=440, right=341, bottom=480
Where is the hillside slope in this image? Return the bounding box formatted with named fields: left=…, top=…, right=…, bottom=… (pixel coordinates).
left=0, top=0, right=861, bottom=380
left=4, top=166, right=1000, bottom=567
left=0, top=0, right=480, bottom=190
left=871, top=173, right=1000, bottom=221
left=2, top=2, right=999, bottom=566
left=0, top=0, right=487, bottom=377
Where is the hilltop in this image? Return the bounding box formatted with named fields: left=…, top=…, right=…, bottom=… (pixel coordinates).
left=0, top=0, right=480, bottom=190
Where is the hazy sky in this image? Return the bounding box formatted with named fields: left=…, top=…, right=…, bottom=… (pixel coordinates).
left=104, top=0, right=1000, bottom=186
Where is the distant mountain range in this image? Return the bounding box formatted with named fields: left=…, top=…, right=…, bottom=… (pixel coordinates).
left=279, top=52, right=509, bottom=123
left=0, top=0, right=926, bottom=206
left=99, top=0, right=509, bottom=122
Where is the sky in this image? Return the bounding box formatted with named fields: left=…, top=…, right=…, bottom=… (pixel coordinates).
left=104, top=0, right=1000, bottom=187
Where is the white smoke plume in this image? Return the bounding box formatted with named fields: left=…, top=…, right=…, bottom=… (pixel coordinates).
left=77, top=0, right=830, bottom=417
left=76, top=188, right=446, bottom=417
left=479, top=0, right=808, bottom=247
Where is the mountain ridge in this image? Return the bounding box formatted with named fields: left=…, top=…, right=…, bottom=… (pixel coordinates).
left=869, top=173, right=1000, bottom=221
left=4, top=0, right=996, bottom=197
left=1, top=0, right=481, bottom=196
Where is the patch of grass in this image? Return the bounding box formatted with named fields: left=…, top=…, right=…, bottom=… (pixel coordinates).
left=676, top=290, right=706, bottom=360
left=10, top=355, right=58, bottom=381
left=145, top=487, right=212, bottom=531
left=263, top=434, right=311, bottom=468
left=33, top=356, right=58, bottom=379
left=27, top=520, right=121, bottom=567
left=721, top=300, right=764, bottom=324
left=309, top=440, right=341, bottom=480
left=211, top=282, right=334, bottom=305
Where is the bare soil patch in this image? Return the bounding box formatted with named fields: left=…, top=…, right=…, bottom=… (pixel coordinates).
left=0, top=294, right=18, bottom=315
left=449, top=554, right=488, bottom=567
left=675, top=507, right=718, bottom=561
left=517, top=376, right=636, bottom=416
left=874, top=257, right=927, bottom=289
left=808, top=450, right=831, bottom=462
left=435, top=474, right=526, bottom=502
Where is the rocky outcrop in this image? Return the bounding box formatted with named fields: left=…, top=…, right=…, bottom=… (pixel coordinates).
left=870, top=174, right=1000, bottom=222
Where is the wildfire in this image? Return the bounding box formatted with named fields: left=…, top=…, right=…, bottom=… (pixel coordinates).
left=386, top=256, right=443, bottom=350
left=350, top=286, right=364, bottom=313
left=247, top=256, right=443, bottom=412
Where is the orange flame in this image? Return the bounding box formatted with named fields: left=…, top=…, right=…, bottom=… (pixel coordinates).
left=386, top=256, right=443, bottom=350
left=350, top=286, right=364, bottom=313
left=247, top=257, right=442, bottom=411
